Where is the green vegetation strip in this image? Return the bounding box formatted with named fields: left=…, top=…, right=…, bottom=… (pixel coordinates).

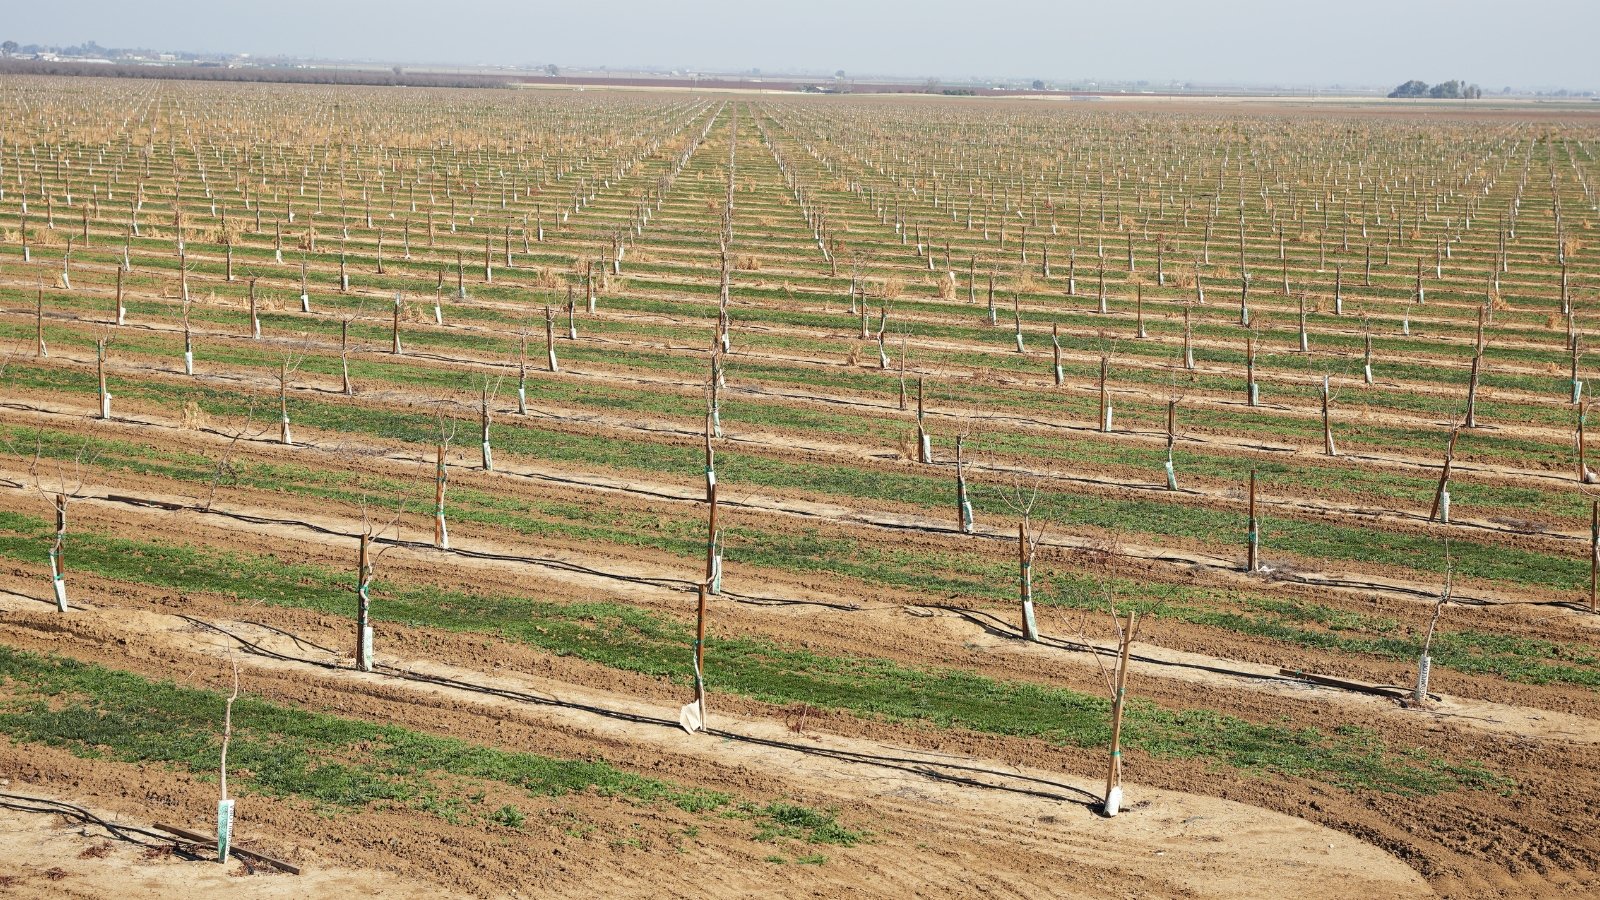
left=0, top=509, right=1510, bottom=796
left=11, top=421, right=1600, bottom=690
left=5, top=305, right=1585, bottom=505
left=8, top=280, right=1587, bottom=464
left=6, top=357, right=1587, bottom=597
left=0, top=645, right=861, bottom=846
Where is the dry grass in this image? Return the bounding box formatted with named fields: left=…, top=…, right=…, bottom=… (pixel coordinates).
left=531, top=268, right=567, bottom=291
left=181, top=401, right=210, bottom=431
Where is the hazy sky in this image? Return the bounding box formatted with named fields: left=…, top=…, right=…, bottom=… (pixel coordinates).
left=7, top=0, right=1596, bottom=89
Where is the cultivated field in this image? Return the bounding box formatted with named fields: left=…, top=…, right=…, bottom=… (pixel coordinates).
left=0, top=76, right=1598, bottom=898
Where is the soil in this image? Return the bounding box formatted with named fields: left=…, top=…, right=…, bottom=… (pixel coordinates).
left=0, top=598, right=1430, bottom=900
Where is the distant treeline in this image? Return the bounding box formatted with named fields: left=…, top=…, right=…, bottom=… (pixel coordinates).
left=0, top=58, right=510, bottom=88
left=1388, top=79, right=1483, bottom=99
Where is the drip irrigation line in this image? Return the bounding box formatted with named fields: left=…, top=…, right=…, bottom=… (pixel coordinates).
left=0, top=792, right=199, bottom=854
left=0, top=545, right=1477, bottom=708
left=178, top=614, right=344, bottom=671
left=94, top=490, right=864, bottom=610
left=0, top=587, right=97, bottom=611
left=944, top=606, right=1435, bottom=699
left=66, top=481, right=1592, bottom=620
left=185, top=615, right=1101, bottom=808
left=238, top=619, right=341, bottom=656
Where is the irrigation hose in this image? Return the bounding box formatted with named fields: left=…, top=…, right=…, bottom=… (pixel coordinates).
left=0, top=791, right=197, bottom=852
left=85, top=485, right=1565, bottom=613
left=176, top=614, right=1104, bottom=808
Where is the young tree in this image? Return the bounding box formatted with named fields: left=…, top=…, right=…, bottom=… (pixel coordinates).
left=19, top=431, right=100, bottom=612
left=216, top=658, right=240, bottom=863
left=478, top=376, right=501, bottom=471
left=1002, top=475, right=1049, bottom=642
left=1081, top=596, right=1140, bottom=816
left=1414, top=541, right=1453, bottom=704
left=432, top=414, right=458, bottom=550
left=353, top=499, right=407, bottom=673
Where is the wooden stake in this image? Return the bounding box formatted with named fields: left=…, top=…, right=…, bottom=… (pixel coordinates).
left=1429, top=428, right=1460, bottom=522
left=1246, top=470, right=1259, bottom=571
left=1245, top=329, right=1258, bottom=407
left=1297, top=293, right=1308, bottom=352
left=434, top=443, right=449, bottom=549
left=916, top=377, right=931, bottom=463
left=1321, top=376, right=1337, bottom=456
left=1580, top=404, right=1593, bottom=484
left=687, top=552, right=708, bottom=682
left=1019, top=521, right=1038, bottom=641
left=1183, top=306, right=1194, bottom=370
left=339, top=320, right=352, bottom=395
left=1165, top=399, right=1179, bottom=490
left=96, top=339, right=110, bottom=419
left=277, top=361, right=291, bottom=445
left=1591, top=501, right=1598, bottom=614
left=1099, top=355, right=1112, bottom=432
left=545, top=305, right=558, bottom=372
left=480, top=387, right=493, bottom=471
left=705, top=422, right=721, bottom=594
left=1572, top=333, right=1583, bottom=405
left=1102, top=609, right=1137, bottom=816
left=248, top=279, right=260, bottom=340
left=955, top=435, right=972, bottom=533
left=355, top=528, right=373, bottom=672
left=35, top=280, right=46, bottom=358
left=1464, top=354, right=1481, bottom=428
left=391, top=294, right=403, bottom=354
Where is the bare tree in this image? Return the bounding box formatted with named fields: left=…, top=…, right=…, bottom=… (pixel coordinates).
left=476, top=373, right=503, bottom=471
left=432, top=412, right=459, bottom=550
left=352, top=483, right=410, bottom=673
left=1080, top=594, right=1140, bottom=816
left=181, top=295, right=195, bottom=376
left=1414, top=540, right=1453, bottom=704
left=270, top=337, right=313, bottom=446
left=1001, top=475, right=1049, bottom=642
left=216, top=658, right=240, bottom=863
left=199, top=395, right=265, bottom=513
left=20, top=432, right=101, bottom=612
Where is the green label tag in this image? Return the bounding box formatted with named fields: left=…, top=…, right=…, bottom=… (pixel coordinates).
left=217, top=798, right=235, bottom=863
